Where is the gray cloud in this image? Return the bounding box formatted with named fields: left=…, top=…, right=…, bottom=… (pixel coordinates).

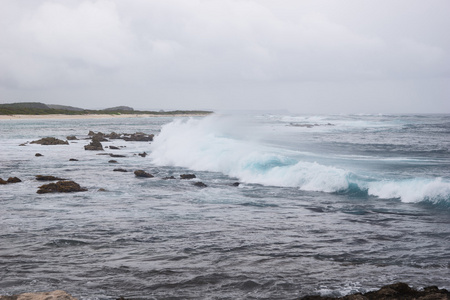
left=0, top=0, right=449, bottom=113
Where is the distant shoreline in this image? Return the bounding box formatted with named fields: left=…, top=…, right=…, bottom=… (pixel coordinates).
left=0, top=113, right=212, bottom=120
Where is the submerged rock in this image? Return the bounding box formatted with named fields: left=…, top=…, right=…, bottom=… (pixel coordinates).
left=30, top=137, right=69, bottom=145
left=113, top=168, right=128, bottom=172
left=299, top=282, right=450, bottom=300
left=109, top=160, right=118, bottom=163
left=193, top=181, right=207, bottom=188
left=37, top=180, right=87, bottom=194
left=0, top=290, right=78, bottom=300
left=138, top=152, right=147, bottom=157
left=162, top=176, right=176, bottom=180
left=35, top=153, right=43, bottom=157
left=109, top=145, right=120, bottom=150
left=36, top=175, right=66, bottom=181
left=69, top=158, right=79, bottom=161
left=180, top=174, right=196, bottom=179
left=134, top=170, right=154, bottom=178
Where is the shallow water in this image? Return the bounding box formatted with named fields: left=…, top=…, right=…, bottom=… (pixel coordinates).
left=0, top=114, right=449, bottom=299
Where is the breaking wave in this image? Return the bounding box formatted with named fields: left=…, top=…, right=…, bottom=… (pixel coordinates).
left=149, top=115, right=450, bottom=206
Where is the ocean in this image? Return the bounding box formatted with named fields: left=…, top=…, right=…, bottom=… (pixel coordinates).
left=0, top=113, right=449, bottom=299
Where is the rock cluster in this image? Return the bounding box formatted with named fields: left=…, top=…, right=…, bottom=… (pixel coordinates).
left=299, top=282, right=450, bottom=300
left=87, top=131, right=154, bottom=142
left=84, top=139, right=103, bottom=151
left=30, top=137, right=69, bottom=145
left=37, top=181, right=87, bottom=194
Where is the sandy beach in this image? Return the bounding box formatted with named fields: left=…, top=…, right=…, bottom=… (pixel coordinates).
left=0, top=113, right=211, bottom=120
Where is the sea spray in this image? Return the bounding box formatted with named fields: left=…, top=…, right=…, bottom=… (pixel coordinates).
left=150, top=115, right=450, bottom=204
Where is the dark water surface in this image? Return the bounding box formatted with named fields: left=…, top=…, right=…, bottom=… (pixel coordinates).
left=1, top=114, right=449, bottom=299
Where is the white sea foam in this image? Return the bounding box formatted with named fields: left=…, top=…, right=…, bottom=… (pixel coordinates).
left=150, top=115, right=450, bottom=204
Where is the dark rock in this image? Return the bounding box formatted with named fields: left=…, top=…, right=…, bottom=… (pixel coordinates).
left=66, top=135, right=78, bottom=140
left=107, top=132, right=121, bottom=139
left=7, top=177, right=21, bottom=183
left=113, top=168, right=128, bottom=172
left=69, top=158, right=79, bottom=161
left=180, top=174, right=196, bottom=179
left=109, top=160, right=118, bottom=163
left=231, top=182, right=240, bottom=186
left=84, top=139, right=103, bottom=151
left=19, top=143, right=27, bottom=146
left=37, top=180, right=87, bottom=194
left=138, top=152, right=147, bottom=157
left=109, top=145, right=120, bottom=150
left=88, top=130, right=95, bottom=136
left=162, top=176, right=176, bottom=180
left=0, top=177, right=21, bottom=184
left=110, top=154, right=126, bottom=158
left=30, top=137, right=69, bottom=145
left=298, top=282, right=450, bottom=300
left=134, top=170, right=154, bottom=178
left=35, top=153, right=43, bottom=157
left=122, top=132, right=154, bottom=142
left=193, top=181, right=207, bottom=188
left=36, top=175, right=66, bottom=181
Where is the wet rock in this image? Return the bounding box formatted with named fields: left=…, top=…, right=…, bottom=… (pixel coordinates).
left=231, top=182, right=240, bottom=187
left=107, top=132, right=121, bottom=139
left=35, top=153, right=43, bottom=157
left=110, top=154, right=126, bottom=158
left=299, top=282, right=450, bottom=300
left=109, top=160, right=118, bottom=163
left=69, top=158, right=79, bottom=161
left=7, top=177, right=21, bottom=183
left=109, top=145, right=120, bottom=150
left=37, top=180, right=87, bottom=194
left=88, top=130, right=95, bottom=136
left=66, top=135, right=78, bottom=140
left=193, top=181, right=207, bottom=188
left=113, top=168, right=128, bottom=172
left=0, top=177, right=21, bottom=184
left=180, top=174, right=196, bottom=179
left=138, top=152, right=147, bottom=157
left=98, top=188, right=107, bottom=192
left=162, top=176, right=176, bottom=180
left=19, top=143, right=27, bottom=146
left=36, top=175, right=66, bottom=181
left=84, top=139, right=103, bottom=151
left=134, top=170, right=154, bottom=178
left=122, top=132, right=154, bottom=142
left=30, top=137, right=69, bottom=145
left=0, top=290, right=78, bottom=300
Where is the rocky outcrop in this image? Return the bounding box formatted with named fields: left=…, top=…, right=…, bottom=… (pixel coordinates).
left=30, top=137, right=69, bottom=145
left=36, top=175, right=66, bottom=181
left=66, top=135, right=78, bottom=140
left=134, top=170, right=154, bottom=178
left=138, top=152, right=147, bottom=157
left=35, top=153, right=43, bottom=157
left=37, top=181, right=87, bottom=194
left=113, top=168, right=128, bottom=172
left=0, top=290, right=78, bottom=300
left=180, top=174, right=196, bottom=179
left=0, top=177, right=22, bottom=184
left=84, top=139, right=103, bottom=151
left=299, top=282, right=450, bottom=300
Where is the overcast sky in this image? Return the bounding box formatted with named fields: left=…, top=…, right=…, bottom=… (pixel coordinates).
left=0, top=0, right=449, bottom=113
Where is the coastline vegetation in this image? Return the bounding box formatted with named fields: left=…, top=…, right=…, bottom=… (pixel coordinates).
left=0, top=102, right=213, bottom=116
